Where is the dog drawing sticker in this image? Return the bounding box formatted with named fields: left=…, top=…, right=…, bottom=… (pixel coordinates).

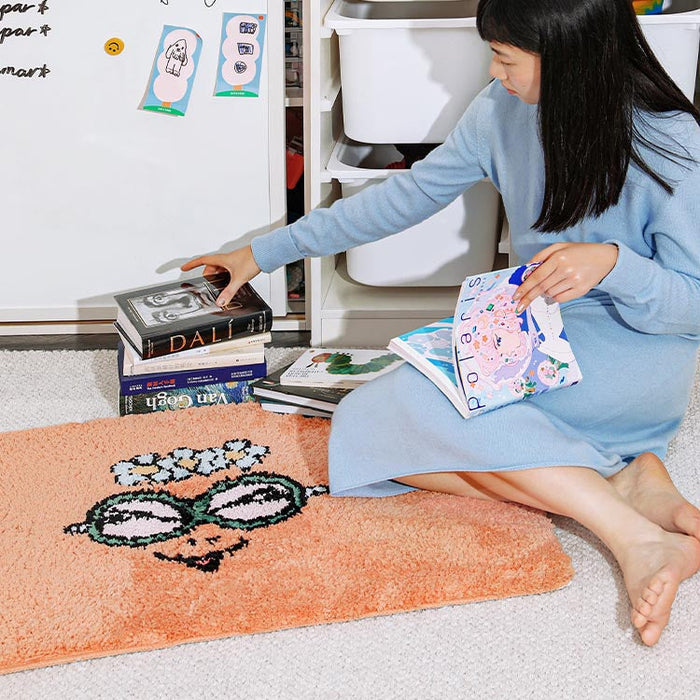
left=64, top=439, right=328, bottom=573
left=141, top=26, right=203, bottom=116
left=165, top=39, right=189, bottom=77
left=215, top=14, right=266, bottom=97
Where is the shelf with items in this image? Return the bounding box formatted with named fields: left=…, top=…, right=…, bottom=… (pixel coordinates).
left=304, top=0, right=498, bottom=346
left=318, top=255, right=460, bottom=346
left=285, top=0, right=304, bottom=105
left=280, top=0, right=307, bottom=327
left=282, top=113, right=306, bottom=323
left=304, top=0, right=700, bottom=346
left=285, top=103, right=306, bottom=319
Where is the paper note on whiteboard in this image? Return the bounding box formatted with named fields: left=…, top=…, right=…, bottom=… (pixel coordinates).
left=215, top=14, right=266, bottom=98
left=141, top=26, right=203, bottom=116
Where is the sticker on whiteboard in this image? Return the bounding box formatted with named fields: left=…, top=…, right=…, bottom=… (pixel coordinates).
left=215, top=14, right=266, bottom=98
left=140, top=26, right=203, bottom=116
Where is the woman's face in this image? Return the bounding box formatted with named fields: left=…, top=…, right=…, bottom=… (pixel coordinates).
left=488, top=42, right=541, bottom=104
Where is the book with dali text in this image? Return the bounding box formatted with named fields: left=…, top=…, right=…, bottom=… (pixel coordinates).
left=387, top=264, right=583, bottom=419
left=113, top=274, right=272, bottom=360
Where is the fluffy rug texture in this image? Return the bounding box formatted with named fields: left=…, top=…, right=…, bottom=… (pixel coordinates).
left=0, top=347, right=698, bottom=699
left=0, top=400, right=571, bottom=675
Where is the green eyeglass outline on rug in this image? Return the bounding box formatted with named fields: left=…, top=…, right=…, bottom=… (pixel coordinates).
left=65, top=472, right=327, bottom=548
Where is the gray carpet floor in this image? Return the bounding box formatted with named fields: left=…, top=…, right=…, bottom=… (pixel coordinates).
left=0, top=347, right=698, bottom=699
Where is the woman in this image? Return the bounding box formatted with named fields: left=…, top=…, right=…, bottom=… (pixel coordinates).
left=182, top=0, right=700, bottom=646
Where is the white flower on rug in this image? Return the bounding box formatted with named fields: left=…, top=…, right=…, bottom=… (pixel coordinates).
left=111, top=452, right=171, bottom=486
left=111, top=440, right=270, bottom=486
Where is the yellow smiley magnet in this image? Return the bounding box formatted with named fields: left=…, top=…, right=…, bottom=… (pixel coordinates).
left=104, top=37, right=125, bottom=55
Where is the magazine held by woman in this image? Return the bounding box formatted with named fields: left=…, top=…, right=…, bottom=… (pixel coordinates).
left=388, top=264, right=583, bottom=419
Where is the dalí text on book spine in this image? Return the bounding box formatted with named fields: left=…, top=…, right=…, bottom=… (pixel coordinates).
left=146, top=314, right=269, bottom=358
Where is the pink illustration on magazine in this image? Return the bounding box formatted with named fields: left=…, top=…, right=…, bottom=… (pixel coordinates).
left=454, top=264, right=582, bottom=412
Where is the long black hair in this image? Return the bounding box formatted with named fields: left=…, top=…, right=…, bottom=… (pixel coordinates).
left=476, top=0, right=700, bottom=232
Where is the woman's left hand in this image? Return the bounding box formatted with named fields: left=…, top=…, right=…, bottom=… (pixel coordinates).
left=512, top=242, right=618, bottom=312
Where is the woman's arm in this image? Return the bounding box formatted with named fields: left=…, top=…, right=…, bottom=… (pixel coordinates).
left=595, top=167, right=700, bottom=338
left=182, top=97, right=491, bottom=306
left=513, top=123, right=700, bottom=339
left=513, top=194, right=700, bottom=339
left=251, top=97, right=490, bottom=273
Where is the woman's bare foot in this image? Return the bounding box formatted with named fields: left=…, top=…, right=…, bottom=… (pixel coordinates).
left=609, top=453, right=700, bottom=540
left=618, top=530, right=700, bottom=646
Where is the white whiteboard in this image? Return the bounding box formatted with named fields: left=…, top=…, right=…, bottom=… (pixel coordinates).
left=0, top=0, right=287, bottom=320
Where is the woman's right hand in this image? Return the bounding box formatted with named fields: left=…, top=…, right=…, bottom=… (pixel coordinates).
left=181, top=245, right=261, bottom=307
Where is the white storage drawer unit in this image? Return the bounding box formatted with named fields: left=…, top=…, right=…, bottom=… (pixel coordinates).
left=325, top=0, right=490, bottom=143
left=327, top=138, right=499, bottom=286
left=307, top=0, right=700, bottom=346
left=640, top=3, right=700, bottom=100
left=325, top=0, right=700, bottom=144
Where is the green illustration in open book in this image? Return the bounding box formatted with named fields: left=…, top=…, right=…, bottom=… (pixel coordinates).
left=388, top=264, right=583, bottom=419
left=279, top=349, right=403, bottom=388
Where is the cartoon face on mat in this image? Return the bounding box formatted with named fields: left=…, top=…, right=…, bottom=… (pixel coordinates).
left=65, top=439, right=327, bottom=573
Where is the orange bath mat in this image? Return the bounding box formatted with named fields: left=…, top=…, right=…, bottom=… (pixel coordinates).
left=0, top=403, right=573, bottom=674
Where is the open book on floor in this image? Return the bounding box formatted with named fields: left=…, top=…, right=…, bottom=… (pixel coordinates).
left=388, top=264, right=583, bottom=419
left=279, top=348, right=404, bottom=389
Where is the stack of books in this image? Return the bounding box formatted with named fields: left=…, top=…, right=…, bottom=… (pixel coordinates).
left=250, top=348, right=404, bottom=418
left=113, top=274, right=273, bottom=415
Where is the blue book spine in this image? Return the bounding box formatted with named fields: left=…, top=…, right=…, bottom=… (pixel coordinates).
left=119, top=381, right=256, bottom=415
left=118, top=344, right=267, bottom=395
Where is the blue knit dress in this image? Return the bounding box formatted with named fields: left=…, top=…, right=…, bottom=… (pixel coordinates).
left=251, top=81, right=700, bottom=498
